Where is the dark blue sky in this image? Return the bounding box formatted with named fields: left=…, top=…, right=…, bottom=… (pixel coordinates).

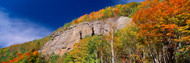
left=0, top=0, right=144, bottom=30
left=0, top=0, right=113, bottom=30
left=0, top=0, right=144, bottom=48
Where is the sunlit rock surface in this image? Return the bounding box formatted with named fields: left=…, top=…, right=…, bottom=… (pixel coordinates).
left=40, top=16, right=132, bottom=56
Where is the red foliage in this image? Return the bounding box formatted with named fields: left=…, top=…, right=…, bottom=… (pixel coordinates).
left=114, top=8, right=119, bottom=15
left=26, top=53, right=30, bottom=56
left=10, top=58, right=17, bottom=63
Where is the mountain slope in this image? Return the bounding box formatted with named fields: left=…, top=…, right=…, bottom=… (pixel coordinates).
left=40, top=16, right=132, bottom=56
left=1, top=0, right=190, bottom=63
left=0, top=2, right=140, bottom=63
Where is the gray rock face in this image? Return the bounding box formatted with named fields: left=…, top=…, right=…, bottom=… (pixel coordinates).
left=40, top=16, right=132, bottom=56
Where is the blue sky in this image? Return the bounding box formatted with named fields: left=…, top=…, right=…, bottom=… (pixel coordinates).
left=0, top=0, right=144, bottom=48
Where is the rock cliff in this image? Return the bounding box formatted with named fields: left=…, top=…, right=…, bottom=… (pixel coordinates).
left=40, top=16, right=132, bottom=56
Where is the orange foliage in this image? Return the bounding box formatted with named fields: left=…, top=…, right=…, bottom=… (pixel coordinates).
left=78, top=14, right=87, bottom=22
left=33, top=51, right=38, bottom=55
left=133, top=0, right=190, bottom=39
left=10, top=58, right=18, bottom=63
left=6, top=51, right=39, bottom=63
left=186, top=19, right=190, bottom=24
left=89, top=12, right=94, bottom=19
left=132, top=0, right=190, bottom=62
left=70, top=3, right=139, bottom=25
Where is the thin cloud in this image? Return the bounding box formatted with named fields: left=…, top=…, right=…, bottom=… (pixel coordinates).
left=0, top=10, right=52, bottom=48
left=113, top=0, right=145, bottom=4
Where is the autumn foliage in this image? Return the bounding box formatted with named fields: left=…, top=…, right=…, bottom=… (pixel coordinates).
left=1, top=0, right=190, bottom=63
left=0, top=36, right=51, bottom=63
left=2, top=51, right=39, bottom=63
left=70, top=2, right=140, bottom=25
left=61, top=0, right=190, bottom=62
left=133, top=0, right=190, bottom=62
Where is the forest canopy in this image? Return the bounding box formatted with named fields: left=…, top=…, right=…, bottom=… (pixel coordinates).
left=0, top=0, right=190, bottom=63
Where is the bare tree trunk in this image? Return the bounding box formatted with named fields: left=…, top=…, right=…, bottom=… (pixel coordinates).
left=107, top=22, right=116, bottom=63
left=143, top=49, right=146, bottom=63
left=148, top=43, right=156, bottom=63
left=163, top=47, right=166, bottom=63
left=95, top=50, right=98, bottom=63
left=101, top=46, right=104, bottom=63
left=111, top=30, right=115, bottom=63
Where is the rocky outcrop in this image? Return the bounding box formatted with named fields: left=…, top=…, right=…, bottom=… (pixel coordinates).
left=40, top=16, right=132, bottom=56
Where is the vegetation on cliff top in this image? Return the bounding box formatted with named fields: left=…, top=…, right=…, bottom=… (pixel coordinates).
left=48, top=0, right=190, bottom=63
left=0, top=2, right=140, bottom=63
left=0, top=0, right=190, bottom=63
left=56, top=2, right=140, bottom=32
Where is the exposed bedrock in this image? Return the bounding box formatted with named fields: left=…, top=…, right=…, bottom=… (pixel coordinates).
left=40, top=16, right=132, bottom=56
